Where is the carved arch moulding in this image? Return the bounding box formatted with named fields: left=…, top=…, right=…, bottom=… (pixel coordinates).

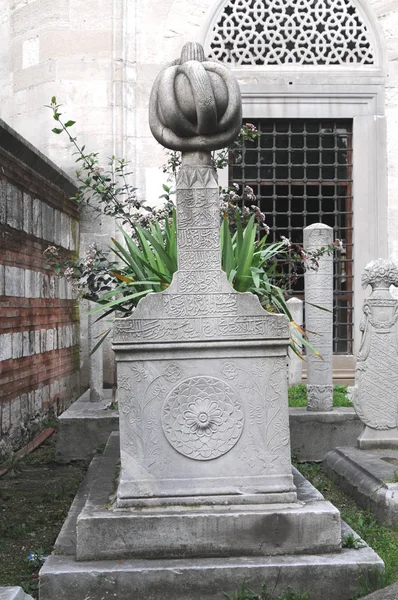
left=200, top=0, right=385, bottom=70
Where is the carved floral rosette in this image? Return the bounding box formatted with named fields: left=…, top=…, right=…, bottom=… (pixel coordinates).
left=354, top=259, right=398, bottom=430
left=162, top=376, right=244, bottom=460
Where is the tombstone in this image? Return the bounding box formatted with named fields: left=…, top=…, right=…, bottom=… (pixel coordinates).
left=287, top=297, right=303, bottom=386
left=113, top=41, right=295, bottom=507
left=354, top=259, right=398, bottom=448
left=304, top=223, right=334, bottom=411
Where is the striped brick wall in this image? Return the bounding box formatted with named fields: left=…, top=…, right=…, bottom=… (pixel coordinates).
left=0, top=119, right=80, bottom=455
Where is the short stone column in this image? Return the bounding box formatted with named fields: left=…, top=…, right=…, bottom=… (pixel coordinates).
left=304, top=223, right=333, bottom=411
left=287, top=297, right=303, bottom=386
left=354, top=259, right=398, bottom=449
left=88, top=301, right=103, bottom=402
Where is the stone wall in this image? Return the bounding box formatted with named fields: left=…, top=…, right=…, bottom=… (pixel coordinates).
left=0, top=119, right=80, bottom=456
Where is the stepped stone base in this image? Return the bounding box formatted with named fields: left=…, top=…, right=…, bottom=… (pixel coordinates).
left=324, top=446, right=398, bottom=525
left=76, top=436, right=340, bottom=561
left=40, top=433, right=384, bottom=600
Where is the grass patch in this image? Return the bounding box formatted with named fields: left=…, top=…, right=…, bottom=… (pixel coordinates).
left=0, top=435, right=88, bottom=598
left=288, top=384, right=352, bottom=408
left=297, top=462, right=398, bottom=590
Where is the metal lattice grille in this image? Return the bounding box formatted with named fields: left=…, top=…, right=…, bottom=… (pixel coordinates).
left=229, top=119, right=353, bottom=354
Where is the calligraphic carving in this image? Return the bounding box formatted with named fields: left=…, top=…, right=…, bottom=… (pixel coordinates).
left=178, top=228, right=219, bottom=250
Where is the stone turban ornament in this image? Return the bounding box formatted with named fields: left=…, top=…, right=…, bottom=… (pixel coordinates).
left=149, top=42, right=242, bottom=152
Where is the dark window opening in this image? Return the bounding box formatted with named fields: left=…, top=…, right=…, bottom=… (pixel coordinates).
left=229, top=119, right=353, bottom=354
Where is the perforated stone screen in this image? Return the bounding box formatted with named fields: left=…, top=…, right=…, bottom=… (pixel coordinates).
left=229, top=119, right=353, bottom=354
left=208, top=0, right=374, bottom=66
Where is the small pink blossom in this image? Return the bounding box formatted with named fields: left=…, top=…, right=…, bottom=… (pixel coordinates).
left=281, top=236, right=291, bottom=248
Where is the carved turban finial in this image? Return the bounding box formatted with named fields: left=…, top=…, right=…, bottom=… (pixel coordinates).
left=149, top=42, right=242, bottom=152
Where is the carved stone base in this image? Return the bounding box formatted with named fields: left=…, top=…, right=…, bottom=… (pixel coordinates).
left=357, top=426, right=398, bottom=450
left=307, top=384, right=334, bottom=412
left=115, top=336, right=295, bottom=507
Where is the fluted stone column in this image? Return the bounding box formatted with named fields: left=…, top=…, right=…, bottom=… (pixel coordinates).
left=304, top=223, right=333, bottom=411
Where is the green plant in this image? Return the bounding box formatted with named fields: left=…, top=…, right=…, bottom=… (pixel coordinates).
left=288, top=384, right=352, bottom=408
left=46, top=98, right=341, bottom=355
left=342, top=532, right=365, bottom=549
left=224, top=581, right=309, bottom=600
left=296, top=463, right=398, bottom=590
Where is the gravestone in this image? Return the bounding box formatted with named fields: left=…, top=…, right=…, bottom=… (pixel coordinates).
left=354, top=259, right=398, bottom=448
left=304, top=223, right=334, bottom=411
left=114, top=41, right=295, bottom=506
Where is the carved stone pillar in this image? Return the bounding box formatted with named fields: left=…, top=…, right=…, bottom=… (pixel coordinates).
left=304, top=223, right=334, bottom=411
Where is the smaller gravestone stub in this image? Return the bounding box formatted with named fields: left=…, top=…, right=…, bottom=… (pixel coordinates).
left=304, top=223, right=334, bottom=411
left=354, top=259, right=398, bottom=449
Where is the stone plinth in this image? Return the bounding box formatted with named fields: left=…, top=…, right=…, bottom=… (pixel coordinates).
left=304, top=223, right=334, bottom=411
left=354, top=259, right=398, bottom=449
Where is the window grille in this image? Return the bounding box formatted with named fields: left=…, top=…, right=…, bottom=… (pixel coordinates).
left=229, top=119, right=353, bottom=354
left=208, top=0, right=374, bottom=66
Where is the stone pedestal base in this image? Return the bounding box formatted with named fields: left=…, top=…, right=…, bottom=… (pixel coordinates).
left=324, top=446, right=398, bottom=525
left=357, top=426, right=398, bottom=449
left=40, top=433, right=384, bottom=600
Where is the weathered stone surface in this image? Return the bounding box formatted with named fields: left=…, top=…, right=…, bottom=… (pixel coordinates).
left=304, top=223, right=334, bottom=411
left=0, top=587, right=34, bottom=600
left=354, top=259, right=398, bottom=448
left=325, top=446, right=398, bottom=525
left=361, top=582, right=398, bottom=599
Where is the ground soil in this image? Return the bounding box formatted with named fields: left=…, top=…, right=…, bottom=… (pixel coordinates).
left=0, top=433, right=88, bottom=598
